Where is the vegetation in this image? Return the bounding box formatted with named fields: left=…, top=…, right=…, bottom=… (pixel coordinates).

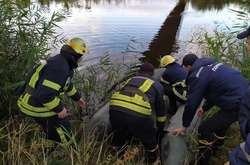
left=0, top=0, right=64, bottom=119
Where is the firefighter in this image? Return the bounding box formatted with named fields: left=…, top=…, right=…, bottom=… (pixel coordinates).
left=109, top=62, right=166, bottom=164
left=172, top=53, right=249, bottom=165
left=17, top=37, right=86, bottom=144
left=160, top=55, right=187, bottom=116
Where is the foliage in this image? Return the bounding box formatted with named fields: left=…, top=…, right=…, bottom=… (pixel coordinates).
left=191, top=26, right=250, bottom=80
left=0, top=0, right=64, bottom=118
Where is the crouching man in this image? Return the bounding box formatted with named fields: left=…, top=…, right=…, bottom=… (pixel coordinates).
left=109, top=62, right=167, bottom=164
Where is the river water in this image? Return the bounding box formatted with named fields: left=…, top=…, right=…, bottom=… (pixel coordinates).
left=37, top=0, right=250, bottom=64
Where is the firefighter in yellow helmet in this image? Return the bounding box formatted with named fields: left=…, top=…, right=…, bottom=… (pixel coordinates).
left=17, top=37, right=87, bottom=144
left=160, top=55, right=187, bottom=116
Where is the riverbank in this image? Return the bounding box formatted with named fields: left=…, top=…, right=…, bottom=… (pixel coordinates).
left=0, top=0, right=249, bottom=164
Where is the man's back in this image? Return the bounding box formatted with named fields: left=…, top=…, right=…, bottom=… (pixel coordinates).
left=187, top=58, right=249, bottom=109
left=162, top=62, right=187, bottom=85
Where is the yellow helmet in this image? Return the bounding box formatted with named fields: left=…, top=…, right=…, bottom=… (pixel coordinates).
left=160, top=55, right=175, bottom=67
left=66, top=37, right=87, bottom=55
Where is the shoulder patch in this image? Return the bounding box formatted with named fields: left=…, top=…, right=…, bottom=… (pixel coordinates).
left=211, top=63, right=223, bottom=72
left=196, top=67, right=204, bottom=78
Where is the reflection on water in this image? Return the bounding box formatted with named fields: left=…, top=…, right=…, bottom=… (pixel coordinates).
left=36, top=0, right=138, bottom=9
left=53, top=0, right=177, bottom=60
left=143, top=0, right=187, bottom=66
left=191, top=0, right=250, bottom=11
left=28, top=0, right=250, bottom=64
left=33, top=0, right=250, bottom=11
left=191, top=0, right=231, bottom=11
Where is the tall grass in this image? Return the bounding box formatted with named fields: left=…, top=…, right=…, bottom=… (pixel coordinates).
left=0, top=0, right=64, bottom=119
left=191, top=26, right=250, bottom=79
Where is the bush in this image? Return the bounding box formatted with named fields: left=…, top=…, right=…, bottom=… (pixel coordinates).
left=0, top=0, right=64, bottom=119
left=191, top=27, right=250, bottom=79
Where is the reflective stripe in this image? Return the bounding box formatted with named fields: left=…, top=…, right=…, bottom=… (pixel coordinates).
left=214, top=134, right=225, bottom=140
left=110, top=100, right=151, bottom=115
left=42, top=79, right=61, bottom=91
left=60, top=92, right=65, bottom=96
left=17, top=93, right=56, bottom=117
left=110, top=78, right=154, bottom=115
left=18, top=104, right=56, bottom=117
left=112, top=92, right=151, bottom=108
left=211, top=63, right=223, bottom=72
left=160, top=77, right=170, bottom=85
left=157, top=116, right=167, bottom=122
left=172, top=80, right=187, bottom=101
left=146, top=145, right=158, bottom=152
left=67, top=86, right=77, bottom=96
left=198, top=140, right=213, bottom=146
left=173, top=88, right=187, bottom=101
left=196, top=67, right=204, bottom=78
left=172, top=80, right=186, bottom=87
left=240, top=142, right=250, bottom=162
left=29, top=64, right=46, bottom=88
left=139, top=79, right=154, bottom=93
left=56, top=127, right=68, bottom=144
left=43, top=97, right=60, bottom=110
left=21, top=93, right=54, bottom=112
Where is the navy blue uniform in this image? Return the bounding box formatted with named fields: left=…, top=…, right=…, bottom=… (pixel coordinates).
left=229, top=88, right=250, bottom=165
left=183, top=58, right=248, bottom=127
left=18, top=46, right=81, bottom=143
left=109, top=73, right=166, bottom=163
left=229, top=133, right=250, bottom=165
left=240, top=88, right=250, bottom=139
left=183, top=58, right=249, bottom=165
left=161, top=62, right=187, bottom=115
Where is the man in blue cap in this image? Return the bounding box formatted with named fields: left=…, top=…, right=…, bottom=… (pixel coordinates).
left=172, top=52, right=249, bottom=165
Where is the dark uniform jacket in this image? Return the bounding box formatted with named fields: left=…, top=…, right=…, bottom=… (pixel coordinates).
left=183, top=58, right=249, bottom=127
left=161, top=62, right=188, bottom=102
left=240, top=86, right=250, bottom=139
left=229, top=133, right=250, bottom=165
left=17, top=46, right=81, bottom=117
left=161, top=62, right=187, bottom=85
left=110, top=73, right=166, bottom=128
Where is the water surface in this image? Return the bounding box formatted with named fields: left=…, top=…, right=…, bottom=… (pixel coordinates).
left=36, top=0, right=250, bottom=63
